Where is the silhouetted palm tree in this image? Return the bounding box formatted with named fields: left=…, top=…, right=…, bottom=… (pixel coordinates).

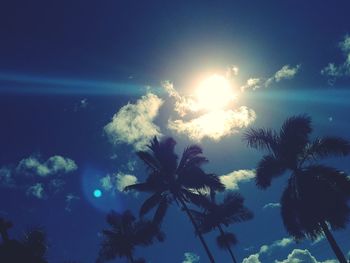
left=244, top=115, right=350, bottom=263
left=191, top=193, right=253, bottom=263
left=0, top=218, right=12, bottom=243
left=0, top=218, right=48, bottom=263
left=125, top=137, right=225, bottom=263
left=96, top=210, right=164, bottom=263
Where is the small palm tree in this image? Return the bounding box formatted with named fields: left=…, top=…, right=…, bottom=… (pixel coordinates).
left=0, top=218, right=13, bottom=243
left=244, top=115, right=350, bottom=263
left=96, top=210, right=164, bottom=263
left=191, top=193, right=253, bottom=263
left=125, top=137, right=225, bottom=263
left=0, top=220, right=48, bottom=263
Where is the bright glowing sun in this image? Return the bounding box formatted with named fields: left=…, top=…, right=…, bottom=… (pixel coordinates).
left=195, top=74, right=236, bottom=111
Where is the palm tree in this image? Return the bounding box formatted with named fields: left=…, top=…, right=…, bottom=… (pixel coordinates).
left=0, top=218, right=12, bottom=243
left=191, top=193, right=253, bottom=263
left=244, top=115, right=350, bottom=263
left=125, top=137, right=225, bottom=263
left=96, top=210, right=164, bottom=263
left=0, top=219, right=48, bottom=263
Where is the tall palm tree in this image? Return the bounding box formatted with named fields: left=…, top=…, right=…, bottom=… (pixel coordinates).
left=125, top=137, right=225, bottom=263
left=96, top=210, right=164, bottom=263
left=244, top=115, right=350, bottom=263
left=191, top=193, right=253, bottom=263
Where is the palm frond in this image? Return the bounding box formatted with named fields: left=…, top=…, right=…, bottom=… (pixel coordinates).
left=307, top=137, right=350, bottom=160
left=152, top=197, right=169, bottom=225
left=278, top=115, right=312, bottom=167
left=124, top=183, right=154, bottom=193
left=140, top=193, right=163, bottom=217
left=244, top=128, right=279, bottom=153
left=136, top=151, right=160, bottom=171
left=255, top=154, right=286, bottom=189
left=216, top=232, right=237, bottom=249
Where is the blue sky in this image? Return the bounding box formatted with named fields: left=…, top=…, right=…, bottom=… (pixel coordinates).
left=1, top=1, right=350, bottom=263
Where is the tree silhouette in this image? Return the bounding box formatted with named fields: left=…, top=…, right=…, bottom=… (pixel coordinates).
left=125, top=137, right=225, bottom=263
left=244, top=115, right=350, bottom=263
left=191, top=192, right=253, bottom=263
left=96, top=210, right=164, bottom=263
left=0, top=218, right=48, bottom=263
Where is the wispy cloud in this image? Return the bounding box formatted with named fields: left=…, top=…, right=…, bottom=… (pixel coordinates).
left=26, top=183, right=45, bottom=199
left=220, top=169, right=256, bottom=190
left=275, top=249, right=337, bottom=263
left=100, top=172, right=138, bottom=196
left=182, top=252, right=200, bottom=263
left=263, top=202, right=281, bottom=210
left=104, top=93, right=163, bottom=150
left=321, top=34, right=350, bottom=80
left=65, top=193, right=80, bottom=212
left=241, top=64, right=301, bottom=91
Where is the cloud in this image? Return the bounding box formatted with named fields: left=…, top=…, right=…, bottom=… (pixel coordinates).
left=104, top=93, right=163, bottom=150
left=162, top=81, right=196, bottom=117
left=17, top=155, right=77, bottom=177
left=168, top=107, right=256, bottom=141
left=241, top=64, right=300, bottom=91
left=263, top=202, right=281, bottom=209
left=220, top=169, right=256, bottom=190
left=242, top=237, right=294, bottom=262
left=321, top=34, right=350, bottom=80
left=0, top=167, right=15, bottom=187
left=275, top=249, right=337, bottom=263
left=65, top=193, right=80, bottom=212
left=242, top=254, right=261, bottom=263
left=0, top=154, right=77, bottom=200
left=100, top=172, right=138, bottom=196
left=26, top=183, right=45, bottom=199
left=182, top=252, right=200, bottom=263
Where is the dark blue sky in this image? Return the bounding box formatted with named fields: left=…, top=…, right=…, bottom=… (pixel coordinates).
left=1, top=1, right=350, bottom=263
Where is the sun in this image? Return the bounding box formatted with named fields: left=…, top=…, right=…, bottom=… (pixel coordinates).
left=195, top=74, right=236, bottom=111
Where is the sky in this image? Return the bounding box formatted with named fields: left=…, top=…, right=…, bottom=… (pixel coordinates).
left=1, top=1, right=350, bottom=262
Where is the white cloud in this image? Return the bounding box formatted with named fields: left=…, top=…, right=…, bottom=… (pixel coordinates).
left=104, top=93, right=163, bottom=150
left=241, top=78, right=262, bottom=92
left=242, top=237, right=294, bottom=263
left=17, top=155, right=77, bottom=177
left=182, top=252, right=200, bottom=263
left=220, top=169, right=256, bottom=190
left=275, top=249, right=337, bottom=263
left=263, top=202, right=281, bottom=209
left=26, top=183, right=45, bottom=199
left=168, top=107, right=256, bottom=141
left=162, top=81, right=196, bottom=117
left=321, top=35, right=350, bottom=79
left=274, top=65, right=301, bottom=82
left=115, top=173, right=138, bottom=192
left=0, top=154, right=77, bottom=201
left=242, top=254, right=261, bottom=263
left=241, top=64, right=300, bottom=91
left=100, top=172, right=138, bottom=196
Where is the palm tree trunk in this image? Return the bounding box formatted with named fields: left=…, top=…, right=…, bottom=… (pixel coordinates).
left=128, top=255, right=135, bottom=263
left=178, top=197, right=216, bottom=263
left=320, top=221, right=347, bottom=263
left=217, top=225, right=238, bottom=263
